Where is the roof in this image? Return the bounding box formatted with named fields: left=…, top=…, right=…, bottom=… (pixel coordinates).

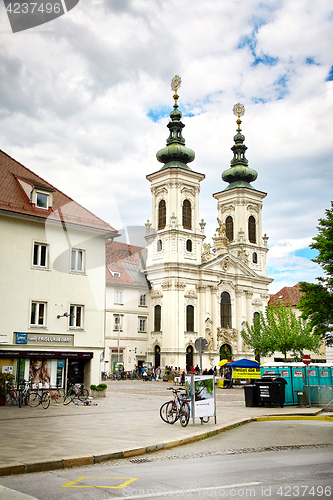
left=268, top=283, right=303, bottom=307
left=105, top=240, right=149, bottom=289
left=0, top=149, right=118, bottom=234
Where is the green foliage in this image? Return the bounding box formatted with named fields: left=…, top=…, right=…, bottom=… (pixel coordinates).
left=241, top=302, right=322, bottom=360
left=0, top=373, right=15, bottom=396
left=298, top=202, right=333, bottom=346
left=90, top=383, right=107, bottom=391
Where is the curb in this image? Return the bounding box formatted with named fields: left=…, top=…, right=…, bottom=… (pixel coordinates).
left=0, top=412, right=329, bottom=477
left=0, top=418, right=254, bottom=478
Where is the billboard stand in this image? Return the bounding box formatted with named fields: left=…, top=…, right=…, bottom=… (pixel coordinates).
left=186, top=373, right=216, bottom=426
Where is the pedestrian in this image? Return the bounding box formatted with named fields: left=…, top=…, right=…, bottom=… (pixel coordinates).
left=155, top=366, right=161, bottom=381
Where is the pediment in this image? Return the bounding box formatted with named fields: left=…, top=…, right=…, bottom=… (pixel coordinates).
left=200, top=252, right=259, bottom=279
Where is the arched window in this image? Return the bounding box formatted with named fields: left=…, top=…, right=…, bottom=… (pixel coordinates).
left=248, top=216, right=256, bottom=243
left=186, top=305, right=194, bottom=332
left=158, top=200, right=166, bottom=230
left=154, top=345, right=161, bottom=368
left=220, top=292, right=232, bottom=328
left=186, top=239, right=192, bottom=252
left=154, top=305, right=161, bottom=331
left=252, top=252, right=257, bottom=263
left=182, top=199, right=192, bottom=229
left=157, top=239, right=162, bottom=252
left=225, top=216, right=233, bottom=242
left=186, top=345, right=193, bottom=372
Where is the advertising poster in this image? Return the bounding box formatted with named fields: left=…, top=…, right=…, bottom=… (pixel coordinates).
left=232, top=367, right=261, bottom=379
left=186, top=375, right=215, bottom=419
left=28, top=359, right=51, bottom=386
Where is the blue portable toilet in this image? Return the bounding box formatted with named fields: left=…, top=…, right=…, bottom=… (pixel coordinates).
left=307, top=365, right=319, bottom=386
left=278, top=365, right=293, bottom=404
left=260, top=364, right=279, bottom=377
left=317, top=365, right=331, bottom=386
left=291, top=364, right=306, bottom=403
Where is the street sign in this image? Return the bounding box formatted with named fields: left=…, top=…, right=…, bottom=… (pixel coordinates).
left=302, top=355, right=311, bottom=365
left=194, top=337, right=208, bottom=352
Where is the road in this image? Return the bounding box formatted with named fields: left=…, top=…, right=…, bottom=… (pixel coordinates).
left=0, top=420, right=332, bottom=500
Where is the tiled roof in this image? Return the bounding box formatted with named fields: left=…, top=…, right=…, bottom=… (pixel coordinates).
left=268, top=283, right=303, bottom=307
left=0, top=149, right=118, bottom=234
left=106, top=240, right=149, bottom=289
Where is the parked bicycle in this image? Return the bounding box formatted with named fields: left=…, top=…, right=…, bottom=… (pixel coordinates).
left=63, top=383, right=89, bottom=405
left=46, top=386, right=64, bottom=404
left=5, top=381, right=19, bottom=405
left=18, top=380, right=31, bottom=407
left=28, top=387, right=50, bottom=409
left=160, top=387, right=190, bottom=427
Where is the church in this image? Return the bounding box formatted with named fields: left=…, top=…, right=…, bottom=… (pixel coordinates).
left=143, top=77, right=272, bottom=371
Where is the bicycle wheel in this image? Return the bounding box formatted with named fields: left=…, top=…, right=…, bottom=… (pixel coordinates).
left=41, top=393, right=50, bottom=409
left=160, top=401, right=178, bottom=424
left=28, top=391, right=40, bottom=407
left=179, top=402, right=190, bottom=427
left=63, top=390, right=74, bottom=405
left=79, top=388, right=89, bottom=401
left=53, top=388, right=64, bottom=403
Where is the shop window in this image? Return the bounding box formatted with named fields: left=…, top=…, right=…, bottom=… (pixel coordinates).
left=33, top=243, right=48, bottom=268
left=30, top=301, right=46, bottom=327
left=220, top=292, right=231, bottom=328
left=182, top=199, right=192, bottom=229
left=71, top=248, right=85, bottom=273
left=158, top=200, right=166, bottom=230
left=226, top=216, right=233, bottom=242
left=248, top=216, right=256, bottom=244
left=154, top=305, right=161, bottom=331
left=186, top=305, right=194, bottom=332
left=69, top=305, right=83, bottom=328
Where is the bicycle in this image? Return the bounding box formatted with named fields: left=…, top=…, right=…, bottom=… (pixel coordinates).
left=46, top=386, right=64, bottom=404
left=18, top=380, right=31, bottom=407
left=160, top=387, right=190, bottom=427
left=28, top=387, right=50, bottom=409
left=63, top=383, right=89, bottom=405
left=5, top=382, right=19, bottom=405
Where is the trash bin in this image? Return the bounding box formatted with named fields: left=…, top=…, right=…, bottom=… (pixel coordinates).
left=255, top=376, right=287, bottom=407
left=243, top=385, right=259, bottom=407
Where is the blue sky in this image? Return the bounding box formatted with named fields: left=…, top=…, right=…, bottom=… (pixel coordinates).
left=0, top=0, right=332, bottom=293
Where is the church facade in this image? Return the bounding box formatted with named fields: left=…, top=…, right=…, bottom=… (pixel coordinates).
left=143, top=85, right=272, bottom=371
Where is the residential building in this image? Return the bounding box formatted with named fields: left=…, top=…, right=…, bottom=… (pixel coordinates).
left=0, top=149, right=118, bottom=388
left=104, top=241, right=149, bottom=372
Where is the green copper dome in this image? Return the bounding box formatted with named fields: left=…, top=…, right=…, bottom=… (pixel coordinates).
left=156, top=99, right=195, bottom=171
left=222, top=116, right=258, bottom=190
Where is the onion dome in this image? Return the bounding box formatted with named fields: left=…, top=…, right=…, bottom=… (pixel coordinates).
left=156, top=76, right=195, bottom=170
left=222, top=103, right=258, bottom=191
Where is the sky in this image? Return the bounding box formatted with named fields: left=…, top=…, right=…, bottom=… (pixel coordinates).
left=0, top=0, right=332, bottom=293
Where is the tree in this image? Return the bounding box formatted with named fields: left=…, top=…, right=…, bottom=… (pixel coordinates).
left=298, top=202, right=333, bottom=346
left=241, top=301, right=322, bottom=361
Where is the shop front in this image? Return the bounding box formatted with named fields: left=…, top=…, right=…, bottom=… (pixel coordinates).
left=0, top=349, right=93, bottom=390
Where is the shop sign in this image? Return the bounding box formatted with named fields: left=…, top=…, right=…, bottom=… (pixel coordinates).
left=232, top=367, right=261, bottom=379
left=16, top=333, right=28, bottom=344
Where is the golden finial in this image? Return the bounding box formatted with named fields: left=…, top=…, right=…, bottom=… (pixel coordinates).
left=233, top=103, right=245, bottom=129
left=171, top=75, right=181, bottom=105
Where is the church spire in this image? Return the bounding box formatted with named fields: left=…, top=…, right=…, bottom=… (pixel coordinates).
left=156, top=75, right=195, bottom=171
left=222, top=103, right=258, bottom=191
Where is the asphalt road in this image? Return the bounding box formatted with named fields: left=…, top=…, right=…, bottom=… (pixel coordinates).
left=1, top=420, right=332, bottom=500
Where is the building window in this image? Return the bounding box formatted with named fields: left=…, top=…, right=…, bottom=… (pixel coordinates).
left=154, top=305, right=161, bottom=331
left=36, top=192, right=48, bottom=209
left=186, top=305, right=194, bottom=332
left=182, top=199, right=192, bottom=229
left=114, top=291, right=123, bottom=304
left=157, top=239, right=163, bottom=252
left=140, top=294, right=146, bottom=306
left=220, top=292, right=231, bottom=328
left=252, top=252, right=257, bottom=263
left=69, top=305, right=83, bottom=328
left=248, top=216, right=256, bottom=244
left=226, top=216, right=233, bottom=242
left=158, top=200, right=166, bottom=230
left=33, top=243, right=48, bottom=268
left=186, top=239, right=192, bottom=252
left=114, top=315, right=123, bottom=331
left=139, top=318, right=146, bottom=332
left=30, top=302, right=46, bottom=327
left=71, top=248, right=84, bottom=272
